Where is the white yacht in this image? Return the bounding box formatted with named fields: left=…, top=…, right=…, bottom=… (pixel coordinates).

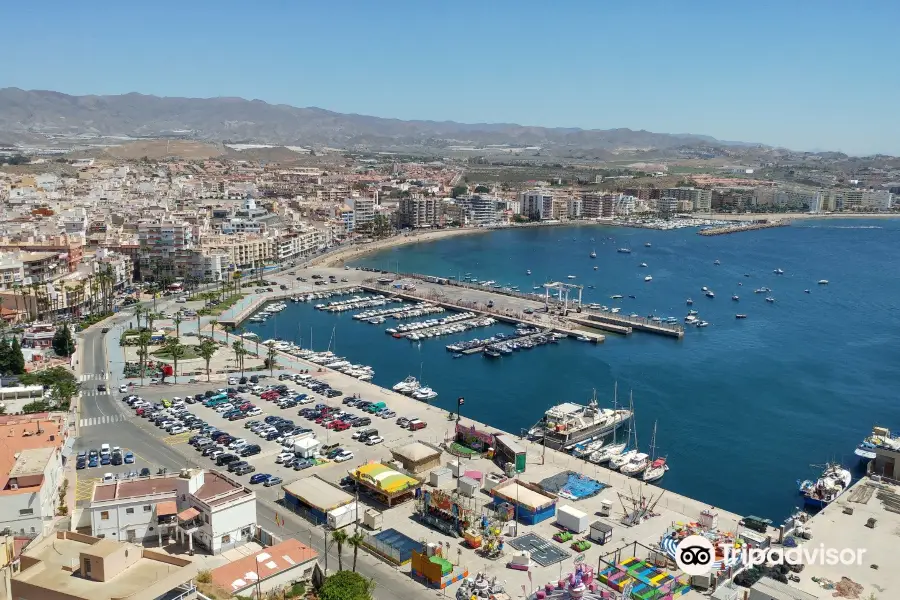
left=818, top=280, right=829, bottom=285
left=640, top=262, right=648, bottom=268
left=528, top=390, right=631, bottom=450
left=392, top=376, right=418, bottom=393
left=774, top=268, right=784, bottom=275
left=413, top=387, right=438, bottom=401
left=705, top=290, right=715, bottom=298
left=567, top=275, right=577, bottom=279
left=589, top=250, right=597, bottom=259
left=644, top=276, right=653, bottom=282
left=609, top=449, right=638, bottom=470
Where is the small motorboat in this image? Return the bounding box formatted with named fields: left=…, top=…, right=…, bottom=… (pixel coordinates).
left=567, top=275, right=576, bottom=279
left=628, top=295, right=636, bottom=299
left=765, top=297, right=776, bottom=303
left=714, top=259, right=721, bottom=265
left=696, top=321, right=709, bottom=328
left=732, top=295, right=739, bottom=301
left=645, top=242, right=651, bottom=247
left=452, top=353, right=464, bottom=359
left=639, top=262, right=648, bottom=268
left=705, top=290, right=715, bottom=298
left=818, top=279, right=829, bottom=285
left=526, top=269, right=532, bottom=275
left=701, top=286, right=709, bottom=292
left=593, top=266, right=598, bottom=271
left=617, top=248, right=632, bottom=254
left=644, top=276, right=653, bottom=282
left=735, top=314, right=747, bottom=319
left=590, top=250, right=597, bottom=258
left=686, top=298, right=693, bottom=305
left=611, top=295, right=623, bottom=299
left=774, top=268, right=784, bottom=275
left=804, top=289, right=811, bottom=294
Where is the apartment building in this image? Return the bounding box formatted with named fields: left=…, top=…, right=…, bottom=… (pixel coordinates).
left=347, top=197, right=375, bottom=230
left=137, top=220, right=194, bottom=281
left=581, top=193, right=602, bottom=219
left=199, top=233, right=271, bottom=270
left=92, top=248, right=133, bottom=289
left=0, top=414, right=69, bottom=537
left=567, top=196, right=583, bottom=219
left=0, top=236, right=84, bottom=273
left=660, top=187, right=712, bottom=212
left=832, top=189, right=893, bottom=211
left=21, top=252, right=66, bottom=285
left=456, top=195, right=500, bottom=225
left=657, top=197, right=679, bottom=215
left=398, top=197, right=442, bottom=228
left=0, top=255, right=23, bottom=290
left=518, top=189, right=554, bottom=220
left=89, top=469, right=256, bottom=554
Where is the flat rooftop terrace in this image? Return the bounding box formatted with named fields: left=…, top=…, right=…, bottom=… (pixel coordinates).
left=796, top=476, right=898, bottom=598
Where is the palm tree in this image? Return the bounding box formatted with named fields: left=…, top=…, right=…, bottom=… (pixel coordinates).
left=348, top=532, right=365, bottom=572
left=331, top=529, right=348, bottom=571
left=231, top=340, right=245, bottom=377
left=198, top=339, right=217, bottom=382
left=173, top=314, right=183, bottom=339
left=165, top=338, right=186, bottom=384
left=137, top=331, right=152, bottom=386
left=209, top=319, right=218, bottom=339
left=266, top=344, right=277, bottom=376
left=134, top=306, right=144, bottom=330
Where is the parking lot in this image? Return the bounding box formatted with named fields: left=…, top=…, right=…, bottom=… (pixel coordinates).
left=100, top=370, right=432, bottom=502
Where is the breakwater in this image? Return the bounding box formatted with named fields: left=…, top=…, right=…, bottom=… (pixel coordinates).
left=698, top=220, right=790, bottom=236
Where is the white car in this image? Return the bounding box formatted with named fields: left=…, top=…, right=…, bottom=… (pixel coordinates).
left=298, top=396, right=313, bottom=405
left=275, top=451, right=294, bottom=463
left=334, top=451, right=354, bottom=463
left=119, top=384, right=129, bottom=393
left=365, top=436, right=384, bottom=446
left=229, top=439, right=247, bottom=450
left=246, top=407, right=262, bottom=417
left=228, top=377, right=239, bottom=385
left=209, top=450, right=224, bottom=461
left=175, top=297, right=187, bottom=303
left=215, top=403, right=234, bottom=413
left=169, top=426, right=187, bottom=435
left=102, top=473, right=114, bottom=483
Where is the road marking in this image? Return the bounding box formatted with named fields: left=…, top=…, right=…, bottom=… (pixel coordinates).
left=79, top=415, right=125, bottom=428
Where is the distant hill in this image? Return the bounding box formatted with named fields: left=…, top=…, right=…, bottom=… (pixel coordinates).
left=0, top=87, right=760, bottom=154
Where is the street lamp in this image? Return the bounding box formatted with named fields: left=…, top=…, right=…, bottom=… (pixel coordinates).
left=456, top=396, right=464, bottom=422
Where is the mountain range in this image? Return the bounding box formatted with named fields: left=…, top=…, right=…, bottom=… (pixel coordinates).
left=0, top=87, right=760, bottom=154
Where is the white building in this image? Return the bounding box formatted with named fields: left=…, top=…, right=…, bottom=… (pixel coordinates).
left=518, top=189, right=554, bottom=220
left=347, top=197, right=375, bottom=230
left=457, top=195, right=500, bottom=225
left=398, top=197, right=442, bottom=228
left=567, top=196, right=583, bottom=219
left=89, top=469, right=256, bottom=554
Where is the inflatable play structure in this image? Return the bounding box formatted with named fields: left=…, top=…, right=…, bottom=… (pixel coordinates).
left=596, top=557, right=691, bottom=599
left=411, top=543, right=468, bottom=589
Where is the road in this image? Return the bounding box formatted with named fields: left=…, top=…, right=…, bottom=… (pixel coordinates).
left=74, top=300, right=425, bottom=600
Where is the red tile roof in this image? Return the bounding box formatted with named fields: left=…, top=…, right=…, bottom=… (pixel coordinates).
left=210, top=539, right=318, bottom=594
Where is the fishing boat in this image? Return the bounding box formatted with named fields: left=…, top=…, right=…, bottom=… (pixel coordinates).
left=611, top=295, right=623, bottom=300
left=620, top=452, right=650, bottom=476
left=684, top=315, right=698, bottom=324
left=804, top=289, right=811, bottom=294
left=645, top=242, right=651, bottom=247
left=628, top=295, right=636, bottom=299
left=735, top=314, right=747, bottom=319
left=644, top=276, right=653, bottom=282
left=774, top=268, right=784, bottom=275
left=593, top=266, right=598, bottom=270
left=528, top=387, right=632, bottom=450
left=705, top=290, right=715, bottom=298
left=818, top=279, right=829, bottom=285
left=854, top=427, right=895, bottom=462
left=590, top=250, right=597, bottom=258
left=797, top=463, right=852, bottom=509
left=732, top=295, right=739, bottom=301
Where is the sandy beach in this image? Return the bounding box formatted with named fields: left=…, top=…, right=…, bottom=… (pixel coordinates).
left=309, top=226, right=488, bottom=267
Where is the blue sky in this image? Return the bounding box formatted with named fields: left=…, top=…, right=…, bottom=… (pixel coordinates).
left=5, top=1, right=899, bottom=155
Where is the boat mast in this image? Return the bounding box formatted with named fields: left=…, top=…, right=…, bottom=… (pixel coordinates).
left=632, top=391, right=639, bottom=452
left=649, top=420, right=657, bottom=460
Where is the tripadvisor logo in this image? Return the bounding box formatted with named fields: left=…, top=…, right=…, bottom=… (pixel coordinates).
left=674, top=535, right=867, bottom=577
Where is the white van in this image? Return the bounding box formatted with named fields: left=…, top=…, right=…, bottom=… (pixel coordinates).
left=100, top=444, right=111, bottom=456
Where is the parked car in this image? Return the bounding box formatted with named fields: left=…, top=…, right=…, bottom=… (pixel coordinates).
left=334, top=451, right=354, bottom=463
left=263, top=476, right=283, bottom=487
left=233, top=463, right=256, bottom=476
left=240, top=444, right=261, bottom=457
left=365, top=436, right=384, bottom=446
left=249, top=473, right=271, bottom=485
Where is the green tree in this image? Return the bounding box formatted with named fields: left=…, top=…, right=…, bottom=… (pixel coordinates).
left=22, top=400, right=52, bottom=414
left=173, top=314, right=183, bottom=338
left=451, top=185, right=468, bottom=198
left=319, top=571, right=374, bottom=600
left=331, top=529, right=348, bottom=571
left=0, top=338, right=11, bottom=375
left=348, top=532, right=365, bottom=572
left=137, top=331, right=152, bottom=386
left=474, top=184, right=490, bottom=193
left=231, top=340, right=245, bottom=377
left=198, top=339, right=217, bottom=382
left=209, top=319, right=218, bottom=339
left=164, top=339, right=186, bottom=384
left=49, top=378, right=79, bottom=410
left=52, top=324, right=76, bottom=357
left=8, top=337, right=25, bottom=375
left=372, top=214, right=393, bottom=238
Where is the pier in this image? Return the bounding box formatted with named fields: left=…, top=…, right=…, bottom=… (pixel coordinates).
left=698, top=219, right=790, bottom=236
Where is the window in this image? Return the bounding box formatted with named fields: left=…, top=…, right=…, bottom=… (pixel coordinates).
left=144, top=505, right=151, bottom=512
left=203, top=513, right=210, bottom=524
left=126, top=508, right=134, bottom=515
left=221, top=534, right=231, bottom=544
left=100, top=511, right=110, bottom=521
left=18, top=509, right=33, bottom=516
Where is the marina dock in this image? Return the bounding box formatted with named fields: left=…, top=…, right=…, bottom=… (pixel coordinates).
left=698, top=220, right=790, bottom=236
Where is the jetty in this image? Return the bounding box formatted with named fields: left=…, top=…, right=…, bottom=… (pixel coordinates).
left=698, top=220, right=790, bottom=236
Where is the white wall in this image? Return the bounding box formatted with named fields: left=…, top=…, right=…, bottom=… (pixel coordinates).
left=0, top=453, right=62, bottom=536
left=90, top=497, right=167, bottom=542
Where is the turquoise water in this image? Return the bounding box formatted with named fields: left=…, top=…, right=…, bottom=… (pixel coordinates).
left=246, top=220, right=900, bottom=521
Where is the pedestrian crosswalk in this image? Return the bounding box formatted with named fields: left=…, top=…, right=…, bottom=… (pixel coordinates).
left=78, top=373, right=109, bottom=382
left=79, top=415, right=126, bottom=428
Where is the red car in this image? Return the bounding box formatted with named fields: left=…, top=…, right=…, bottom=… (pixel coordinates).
left=239, top=402, right=252, bottom=411
left=332, top=421, right=350, bottom=432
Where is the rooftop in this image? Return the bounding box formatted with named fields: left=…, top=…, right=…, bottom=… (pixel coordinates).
left=0, top=413, right=65, bottom=495
left=92, top=469, right=252, bottom=507
left=392, top=441, right=441, bottom=463
left=283, top=476, right=353, bottom=512
left=9, top=447, right=55, bottom=477
left=210, top=538, right=317, bottom=595
left=13, top=532, right=196, bottom=600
